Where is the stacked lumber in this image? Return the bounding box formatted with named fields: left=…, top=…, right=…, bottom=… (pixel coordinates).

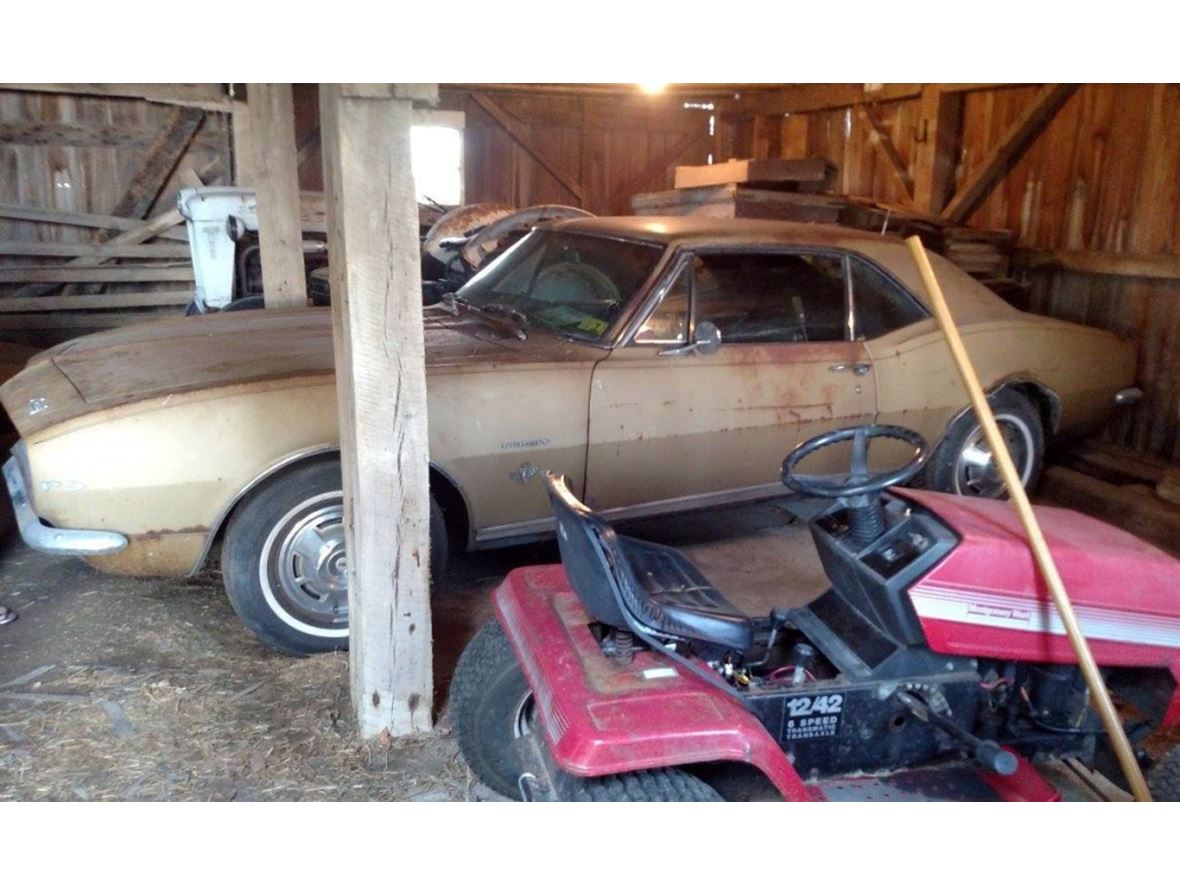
left=1038, top=440, right=1180, bottom=558
left=632, top=157, right=1018, bottom=296
left=0, top=203, right=195, bottom=339
left=672, top=157, right=836, bottom=192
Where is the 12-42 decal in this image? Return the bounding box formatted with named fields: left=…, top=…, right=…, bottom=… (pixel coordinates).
left=783, top=693, right=844, bottom=741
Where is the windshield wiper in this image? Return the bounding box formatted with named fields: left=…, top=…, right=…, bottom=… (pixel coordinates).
left=472, top=302, right=528, bottom=340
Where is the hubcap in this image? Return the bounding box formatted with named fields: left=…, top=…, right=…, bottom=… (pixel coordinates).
left=953, top=416, right=1034, bottom=498
left=265, top=493, right=349, bottom=629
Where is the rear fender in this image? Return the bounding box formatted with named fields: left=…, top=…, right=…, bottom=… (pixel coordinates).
left=492, top=564, right=817, bottom=801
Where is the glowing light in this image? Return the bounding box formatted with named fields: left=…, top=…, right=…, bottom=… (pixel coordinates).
left=638, top=82, right=668, bottom=95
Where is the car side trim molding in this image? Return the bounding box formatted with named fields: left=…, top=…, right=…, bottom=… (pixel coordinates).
left=473, top=481, right=791, bottom=549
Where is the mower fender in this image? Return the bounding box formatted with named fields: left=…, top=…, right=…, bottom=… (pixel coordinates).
left=492, top=565, right=819, bottom=801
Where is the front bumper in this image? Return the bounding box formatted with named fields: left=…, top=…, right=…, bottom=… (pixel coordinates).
left=3, top=453, right=128, bottom=556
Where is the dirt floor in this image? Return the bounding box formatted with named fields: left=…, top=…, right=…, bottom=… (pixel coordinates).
left=0, top=498, right=831, bottom=801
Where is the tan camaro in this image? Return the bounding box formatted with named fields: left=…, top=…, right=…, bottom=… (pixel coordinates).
left=1, top=217, right=1139, bottom=654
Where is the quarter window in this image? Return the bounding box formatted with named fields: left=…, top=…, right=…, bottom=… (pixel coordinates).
left=849, top=257, right=928, bottom=339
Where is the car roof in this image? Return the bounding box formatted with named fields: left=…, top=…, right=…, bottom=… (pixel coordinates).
left=545, top=215, right=1026, bottom=326
left=546, top=215, right=904, bottom=252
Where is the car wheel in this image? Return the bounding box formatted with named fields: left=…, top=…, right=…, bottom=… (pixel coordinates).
left=221, top=459, right=448, bottom=655
left=451, top=620, right=534, bottom=799
left=920, top=390, right=1044, bottom=499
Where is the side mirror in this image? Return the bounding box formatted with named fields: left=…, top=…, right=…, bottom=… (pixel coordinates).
left=659, top=320, right=722, bottom=358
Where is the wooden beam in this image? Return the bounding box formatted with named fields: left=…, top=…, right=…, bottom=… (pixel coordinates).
left=1014, top=249, right=1180, bottom=281
left=469, top=92, right=586, bottom=205
left=0, top=203, right=187, bottom=240
left=0, top=241, right=190, bottom=259
left=858, top=104, right=915, bottom=202
left=0, top=121, right=183, bottom=149
left=721, top=83, right=1028, bottom=120
left=0, top=83, right=232, bottom=112
left=321, top=83, right=434, bottom=739
left=942, top=84, right=1079, bottom=225
left=725, top=84, right=923, bottom=118
left=0, top=291, right=193, bottom=311
left=247, top=84, right=308, bottom=309
left=0, top=265, right=193, bottom=284
left=109, top=108, right=205, bottom=222
left=911, top=86, right=963, bottom=215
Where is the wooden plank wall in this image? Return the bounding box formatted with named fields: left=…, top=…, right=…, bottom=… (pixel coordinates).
left=439, top=90, right=714, bottom=215
left=0, top=88, right=232, bottom=344
left=721, top=84, right=1180, bottom=463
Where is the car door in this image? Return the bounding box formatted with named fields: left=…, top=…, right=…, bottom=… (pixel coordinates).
left=849, top=254, right=947, bottom=445
left=585, top=248, right=878, bottom=512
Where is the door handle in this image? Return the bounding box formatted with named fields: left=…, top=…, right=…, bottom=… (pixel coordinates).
left=829, top=362, right=872, bottom=376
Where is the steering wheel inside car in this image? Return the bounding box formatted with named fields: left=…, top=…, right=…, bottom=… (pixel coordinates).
left=782, top=424, right=929, bottom=543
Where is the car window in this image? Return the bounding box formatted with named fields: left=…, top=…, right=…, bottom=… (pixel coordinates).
left=850, top=257, right=928, bottom=340
left=457, top=231, right=664, bottom=343
left=692, top=252, right=847, bottom=344
left=634, top=263, right=689, bottom=344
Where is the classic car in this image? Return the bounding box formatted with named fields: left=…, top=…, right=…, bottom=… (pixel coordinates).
left=0, top=217, right=1139, bottom=654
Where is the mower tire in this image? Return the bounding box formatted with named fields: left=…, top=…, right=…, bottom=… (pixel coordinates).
left=1148, top=745, right=1180, bottom=801
left=451, top=619, right=533, bottom=799
left=570, top=768, right=723, bottom=802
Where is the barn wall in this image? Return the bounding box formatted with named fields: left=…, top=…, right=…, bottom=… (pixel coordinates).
left=723, top=84, right=1180, bottom=462
left=0, top=87, right=233, bottom=345
left=438, top=89, right=713, bottom=215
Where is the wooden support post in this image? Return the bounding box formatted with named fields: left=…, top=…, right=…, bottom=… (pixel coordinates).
left=751, top=115, right=780, bottom=160
left=942, top=84, right=1078, bottom=225
left=320, top=83, right=437, bottom=739
left=911, top=85, right=963, bottom=215
left=247, top=85, right=308, bottom=309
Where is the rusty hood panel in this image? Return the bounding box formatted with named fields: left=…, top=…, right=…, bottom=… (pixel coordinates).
left=0, top=307, right=602, bottom=437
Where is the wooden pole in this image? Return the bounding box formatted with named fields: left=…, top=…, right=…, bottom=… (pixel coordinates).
left=247, top=84, right=308, bottom=309
left=320, top=83, right=437, bottom=739
left=906, top=236, right=1152, bottom=801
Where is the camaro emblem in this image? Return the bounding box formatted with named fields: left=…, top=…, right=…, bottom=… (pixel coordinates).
left=509, top=463, right=540, bottom=484
left=27, top=397, right=49, bottom=416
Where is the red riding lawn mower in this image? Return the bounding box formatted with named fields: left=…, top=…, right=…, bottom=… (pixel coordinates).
left=452, top=424, right=1180, bottom=801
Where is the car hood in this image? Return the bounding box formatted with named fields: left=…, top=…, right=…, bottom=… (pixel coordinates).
left=0, top=307, right=601, bottom=437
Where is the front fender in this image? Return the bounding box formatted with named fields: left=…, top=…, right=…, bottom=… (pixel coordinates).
left=492, top=564, right=817, bottom=801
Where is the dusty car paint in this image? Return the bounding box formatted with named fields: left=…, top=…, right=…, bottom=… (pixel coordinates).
left=0, top=217, right=1138, bottom=579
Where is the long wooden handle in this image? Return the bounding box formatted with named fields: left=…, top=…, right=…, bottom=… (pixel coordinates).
left=906, top=236, right=1152, bottom=802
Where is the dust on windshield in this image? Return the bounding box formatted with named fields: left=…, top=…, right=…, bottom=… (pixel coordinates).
left=455, top=230, right=664, bottom=343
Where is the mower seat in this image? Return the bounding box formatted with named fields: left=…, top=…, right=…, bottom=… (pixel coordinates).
left=546, top=474, right=755, bottom=655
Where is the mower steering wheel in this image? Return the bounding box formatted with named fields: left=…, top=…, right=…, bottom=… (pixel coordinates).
left=782, top=424, right=929, bottom=499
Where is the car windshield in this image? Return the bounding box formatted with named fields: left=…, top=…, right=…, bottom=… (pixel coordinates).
left=454, top=230, right=664, bottom=343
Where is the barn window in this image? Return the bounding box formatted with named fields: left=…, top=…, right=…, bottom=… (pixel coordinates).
left=410, top=110, right=465, bottom=207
